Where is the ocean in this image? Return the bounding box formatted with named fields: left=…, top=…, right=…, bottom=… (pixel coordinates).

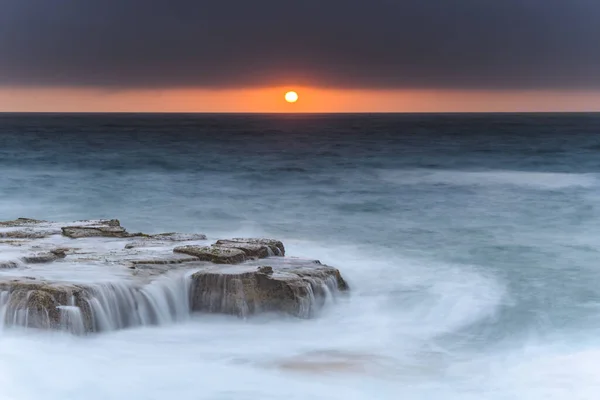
left=1, top=112, right=600, bottom=399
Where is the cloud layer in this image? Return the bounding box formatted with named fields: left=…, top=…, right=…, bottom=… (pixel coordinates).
left=2, top=0, right=599, bottom=89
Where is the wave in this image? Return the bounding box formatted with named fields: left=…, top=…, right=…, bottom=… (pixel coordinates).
left=378, top=169, right=597, bottom=190
left=283, top=240, right=506, bottom=345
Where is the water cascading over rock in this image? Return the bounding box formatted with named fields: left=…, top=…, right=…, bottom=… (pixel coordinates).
left=0, top=276, right=193, bottom=334
left=0, top=218, right=349, bottom=334
left=190, top=261, right=347, bottom=318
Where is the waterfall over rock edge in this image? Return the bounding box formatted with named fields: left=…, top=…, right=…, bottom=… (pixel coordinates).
left=0, top=273, right=193, bottom=333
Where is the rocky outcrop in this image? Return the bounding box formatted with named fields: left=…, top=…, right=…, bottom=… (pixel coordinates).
left=0, top=281, right=94, bottom=333
left=190, top=259, right=348, bottom=318
left=174, top=245, right=247, bottom=264
left=0, top=230, right=52, bottom=239
left=60, top=220, right=208, bottom=241
left=124, top=234, right=208, bottom=249
left=216, top=238, right=285, bottom=256
left=0, top=217, right=350, bottom=334
left=0, top=218, right=46, bottom=227
left=61, top=219, right=129, bottom=238
left=148, top=233, right=208, bottom=241
left=174, top=238, right=285, bottom=264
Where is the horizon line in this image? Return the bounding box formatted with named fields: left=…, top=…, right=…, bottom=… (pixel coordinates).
left=2, top=111, right=600, bottom=115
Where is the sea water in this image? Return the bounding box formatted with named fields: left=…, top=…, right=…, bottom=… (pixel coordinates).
left=1, top=113, right=600, bottom=399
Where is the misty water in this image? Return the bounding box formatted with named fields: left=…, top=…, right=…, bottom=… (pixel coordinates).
left=2, top=113, right=600, bottom=399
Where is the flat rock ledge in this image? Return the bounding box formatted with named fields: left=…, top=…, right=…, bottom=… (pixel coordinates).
left=0, top=218, right=349, bottom=334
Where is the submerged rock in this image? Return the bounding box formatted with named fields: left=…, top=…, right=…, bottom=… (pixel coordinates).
left=50, top=248, right=69, bottom=257
left=257, top=266, right=274, bottom=275
left=0, top=240, right=27, bottom=247
left=271, top=350, right=391, bottom=375
left=0, top=261, right=19, bottom=269
left=130, top=253, right=199, bottom=265
left=22, top=249, right=68, bottom=264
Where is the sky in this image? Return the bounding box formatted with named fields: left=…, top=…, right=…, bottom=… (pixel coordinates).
left=1, top=0, right=600, bottom=112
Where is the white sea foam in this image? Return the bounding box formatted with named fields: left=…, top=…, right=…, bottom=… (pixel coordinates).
left=0, top=236, right=508, bottom=399
left=379, top=169, right=597, bottom=190
left=0, top=241, right=594, bottom=400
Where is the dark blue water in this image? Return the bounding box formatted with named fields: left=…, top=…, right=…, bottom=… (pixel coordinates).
left=2, top=113, right=600, bottom=399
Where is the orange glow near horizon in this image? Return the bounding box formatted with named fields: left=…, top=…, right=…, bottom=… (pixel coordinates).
left=2, top=86, right=600, bottom=113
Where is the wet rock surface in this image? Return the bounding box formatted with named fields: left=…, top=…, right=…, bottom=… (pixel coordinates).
left=61, top=222, right=129, bottom=239
left=0, top=261, right=19, bottom=269
left=216, top=238, right=285, bottom=256
left=174, top=245, right=247, bottom=264
left=0, top=230, right=53, bottom=239
left=191, top=259, right=347, bottom=318
left=22, top=249, right=68, bottom=264
left=148, top=233, right=208, bottom=241
left=0, top=218, right=349, bottom=334
left=0, top=280, right=94, bottom=333
left=0, top=218, right=47, bottom=227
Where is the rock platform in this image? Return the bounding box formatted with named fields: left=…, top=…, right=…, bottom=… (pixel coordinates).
left=0, top=218, right=349, bottom=334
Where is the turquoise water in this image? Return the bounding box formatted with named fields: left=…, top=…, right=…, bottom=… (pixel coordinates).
left=1, top=113, right=600, bottom=399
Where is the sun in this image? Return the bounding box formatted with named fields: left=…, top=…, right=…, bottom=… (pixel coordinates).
left=285, top=91, right=299, bottom=103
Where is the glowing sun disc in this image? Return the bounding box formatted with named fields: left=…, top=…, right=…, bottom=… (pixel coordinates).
left=285, top=91, right=299, bottom=103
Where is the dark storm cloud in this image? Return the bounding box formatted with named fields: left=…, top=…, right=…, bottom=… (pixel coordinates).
left=1, top=0, right=600, bottom=90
